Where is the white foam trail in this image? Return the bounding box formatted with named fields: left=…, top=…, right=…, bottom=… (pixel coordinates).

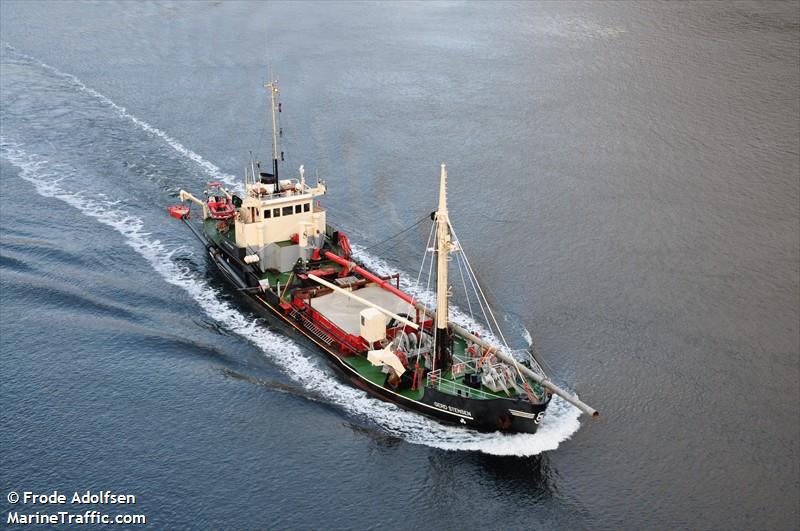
left=1, top=139, right=583, bottom=456
left=1, top=43, right=239, bottom=189
left=0, top=46, right=497, bottom=347
left=0, top=42, right=503, bottom=346
left=522, top=327, right=533, bottom=347
left=1, top=44, right=552, bottom=375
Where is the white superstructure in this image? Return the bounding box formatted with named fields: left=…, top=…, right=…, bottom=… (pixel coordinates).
left=234, top=79, right=327, bottom=252
left=235, top=165, right=327, bottom=248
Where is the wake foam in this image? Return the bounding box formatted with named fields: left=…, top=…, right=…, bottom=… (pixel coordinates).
left=1, top=104, right=584, bottom=455
left=0, top=42, right=530, bottom=350
left=522, top=327, right=533, bottom=347
left=1, top=43, right=239, bottom=190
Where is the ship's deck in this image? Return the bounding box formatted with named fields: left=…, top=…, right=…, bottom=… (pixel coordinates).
left=340, top=337, right=525, bottom=401
left=203, top=217, right=537, bottom=402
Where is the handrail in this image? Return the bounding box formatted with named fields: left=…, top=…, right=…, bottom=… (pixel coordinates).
left=426, top=369, right=498, bottom=400
left=248, top=187, right=313, bottom=202
left=418, top=303, right=599, bottom=418
left=435, top=356, right=547, bottom=403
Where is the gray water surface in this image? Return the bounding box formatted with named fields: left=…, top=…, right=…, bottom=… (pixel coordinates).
left=1, top=1, right=798, bottom=529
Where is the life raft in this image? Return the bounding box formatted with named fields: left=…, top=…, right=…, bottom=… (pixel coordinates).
left=167, top=204, right=190, bottom=219
left=207, top=200, right=235, bottom=220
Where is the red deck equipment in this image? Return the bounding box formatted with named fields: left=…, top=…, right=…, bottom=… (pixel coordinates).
left=167, top=205, right=190, bottom=219
left=324, top=251, right=414, bottom=305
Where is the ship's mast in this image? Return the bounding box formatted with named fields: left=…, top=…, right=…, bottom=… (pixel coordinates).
left=265, top=79, right=280, bottom=181
left=434, top=163, right=453, bottom=370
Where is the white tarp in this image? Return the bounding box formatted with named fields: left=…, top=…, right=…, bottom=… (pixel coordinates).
left=367, top=348, right=406, bottom=376
left=310, top=285, right=411, bottom=335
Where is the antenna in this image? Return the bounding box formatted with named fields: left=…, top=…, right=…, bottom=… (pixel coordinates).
left=263, top=22, right=281, bottom=186
left=265, top=79, right=280, bottom=182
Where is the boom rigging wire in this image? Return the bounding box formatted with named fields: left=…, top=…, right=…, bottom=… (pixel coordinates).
left=322, top=193, right=546, bottom=375
left=454, top=249, right=474, bottom=321
left=409, top=222, right=436, bottom=359
left=346, top=203, right=553, bottom=389
left=448, top=221, right=555, bottom=376
left=360, top=214, right=430, bottom=252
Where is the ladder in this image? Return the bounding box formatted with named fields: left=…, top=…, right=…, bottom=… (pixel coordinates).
left=291, top=310, right=334, bottom=345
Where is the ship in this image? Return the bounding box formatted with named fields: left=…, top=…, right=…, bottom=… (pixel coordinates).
left=169, top=80, right=598, bottom=433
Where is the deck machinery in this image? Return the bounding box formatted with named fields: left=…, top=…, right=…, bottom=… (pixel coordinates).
left=171, top=80, right=598, bottom=433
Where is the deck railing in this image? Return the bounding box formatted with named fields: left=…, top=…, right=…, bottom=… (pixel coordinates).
left=448, top=356, right=505, bottom=376
left=431, top=355, right=546, bottom=402
left=425, top=368, right=498, bottom=400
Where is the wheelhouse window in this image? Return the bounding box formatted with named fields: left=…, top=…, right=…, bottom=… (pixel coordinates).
left=295, top=204, right=302, bottom=214
left=273, top=208, right=280, bottom=217
left=263, top=209, right=271, bottom=219
left=282, top=206, right=293, bottom=216
left=303, top=203, right=310, bottom=212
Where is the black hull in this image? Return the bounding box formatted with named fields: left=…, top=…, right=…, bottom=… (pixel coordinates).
left=205, top=238, right=550, bottom=434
